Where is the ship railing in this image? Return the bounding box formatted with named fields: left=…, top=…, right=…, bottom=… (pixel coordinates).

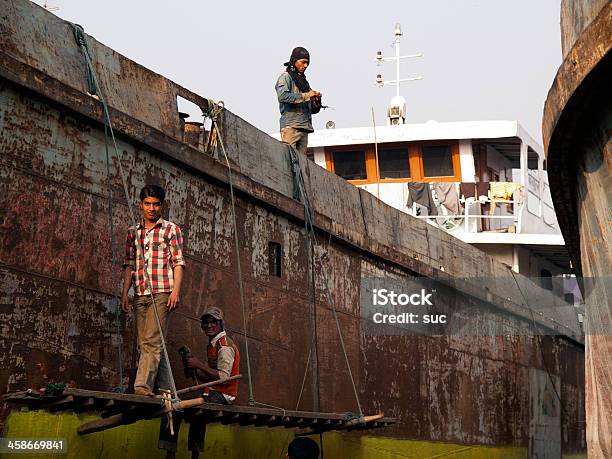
left=409, top=195, right=525, bottom=233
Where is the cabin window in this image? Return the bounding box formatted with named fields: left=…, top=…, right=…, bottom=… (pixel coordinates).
left=268, top=242, right=282, bottom=278
left=422, top=145, right=454, bottom=177
left=324, top=141, right=460, bottom=183
left=331, top=150, right=367, bottom=180
left=378, top=148, right=410, bottom=179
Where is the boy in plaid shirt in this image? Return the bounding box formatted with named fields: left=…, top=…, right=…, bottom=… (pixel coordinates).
left=121, top=185, right=186, bottom=396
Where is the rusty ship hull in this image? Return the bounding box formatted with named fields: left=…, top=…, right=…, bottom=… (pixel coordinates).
left=1, top=1, right=586, bottom=457
left=543, top=1, right=611, bottom=457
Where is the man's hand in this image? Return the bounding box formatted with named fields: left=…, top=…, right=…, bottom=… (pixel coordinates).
left=167, top=290, right=180, bottom=311
left=121, top=294, right=130, bottom=313
left=305, top=90, right=321, bottom=99
left=121, top=267, right=133, bottom=313
left=187, top=356, right=204, bottom=370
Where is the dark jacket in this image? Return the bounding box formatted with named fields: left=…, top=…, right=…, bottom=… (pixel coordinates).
left=275, top=71, right=314, bottom=132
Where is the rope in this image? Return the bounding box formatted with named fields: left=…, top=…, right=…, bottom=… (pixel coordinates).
left=310, top=240, right=321, bottom=413
left=103, top=121, right=124, bottom=391
left=203, top=100, right=328, bottom=420
left=311, top=245, right=324, bottom=459
left=202, top=97, right=361, bottom=459
left=72, top=26, right=97, bottom=96
left=210, top=111, right=287, bottom=414
left=71, top=24, right=179, bottom=401
left=287, top=145, right=364, bottom=417
left=73, top=23, right=123, bottom=391
left=291, top=147, right=322, bottom=413
left=202, top=100, right=255, bottom=406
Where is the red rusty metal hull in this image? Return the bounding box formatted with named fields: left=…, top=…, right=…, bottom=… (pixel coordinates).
left=543, top=1, right=611, bottom=457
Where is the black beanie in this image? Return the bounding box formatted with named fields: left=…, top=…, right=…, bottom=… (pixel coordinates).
left=284, top=46, right=310, bottom=67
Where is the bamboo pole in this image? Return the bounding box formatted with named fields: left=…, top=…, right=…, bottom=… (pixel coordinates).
left=77, top=376, right=243, bottom=435
left=77, top=398, right=207, bottom=435
left=176, top=374, right=242, bottom=396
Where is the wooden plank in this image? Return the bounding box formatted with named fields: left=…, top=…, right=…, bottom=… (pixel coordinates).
left=77, top=407, right=395, bottom=436
left=220, top=413, right=240, bottom=425
left=301, top=416, right=396, bottom=436
left=3, top=392, right=67, bottom=408
left=182, top=402, right=356, bottom=421
left=238, top=414, right=258, bottom=426
left=253, top=415, right=275, bottom=427
left=186, top=409, right=224, bottom=423
left=77, top=398, right=205, bottom=435
left=64, top=389, right=163, bottom=406
left=267, top=416, right=286, bottom=428
left=297, top=418, right=317, bottom=428
left=303, top=418, right=329, bottom=430
left=101, top=402, right=135, bottom=419
left=170, top=403, right=347, bottom=420
left=73, top=398, right=96, bottom=413
left=47, top=396, right=75, bottom=413
left=283, top=417, right=304, bottom=428
left=78, top=412, right=132, bottom=435
left=2, top=386, right=398, bottom=436
left=2, top=391, right=29, bottom=401
left=96, top=399, right=116, bottom=411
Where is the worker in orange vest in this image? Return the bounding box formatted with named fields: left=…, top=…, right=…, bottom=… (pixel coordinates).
left=189, top=306, right=240, bottom=402
left=159, top=306, right=240, bottom=459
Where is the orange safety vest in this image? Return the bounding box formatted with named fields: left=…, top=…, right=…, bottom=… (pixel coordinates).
left=204, top=333, right=240, bottom=398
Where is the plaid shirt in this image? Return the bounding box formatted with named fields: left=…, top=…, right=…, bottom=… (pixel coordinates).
left=123, top=218, right=186, bottom=296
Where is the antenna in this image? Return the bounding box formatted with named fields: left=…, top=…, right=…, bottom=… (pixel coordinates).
left=375, top=23, right=423, bottom=124
left=375, top=23, right=422, bottom=96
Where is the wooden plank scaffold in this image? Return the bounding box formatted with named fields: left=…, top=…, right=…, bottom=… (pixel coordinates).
left=2, top=387, right=395, bottom=437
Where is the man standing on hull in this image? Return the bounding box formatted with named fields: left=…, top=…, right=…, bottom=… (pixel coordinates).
left=276, top=46, right=322, bottom=155
left=121, top=184, right=185, bottom=396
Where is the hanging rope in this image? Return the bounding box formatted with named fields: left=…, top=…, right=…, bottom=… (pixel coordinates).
left=202, top=99, right=256, bottom=405
left=201, top=101, right=310, bottom=414
left=287, top=145, right=363, bottom=418
left=291, top=144, right=324, bottom=453
left=202, top=97, right=363, bottom=418
left=288, top=141, right=322, bottom=410
left=71, top=24, right=179, bottom=401
left=103, top=120, right=124, bottom=392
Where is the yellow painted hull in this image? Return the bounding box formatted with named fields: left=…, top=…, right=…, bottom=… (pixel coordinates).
left=4, top=410, right=531, bottom=459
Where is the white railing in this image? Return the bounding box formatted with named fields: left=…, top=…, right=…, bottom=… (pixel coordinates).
left=407, top=184, right=525, bottom=233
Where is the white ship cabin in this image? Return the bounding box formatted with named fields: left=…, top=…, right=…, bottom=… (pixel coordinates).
left=306, top=119, right=581, bottom=304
